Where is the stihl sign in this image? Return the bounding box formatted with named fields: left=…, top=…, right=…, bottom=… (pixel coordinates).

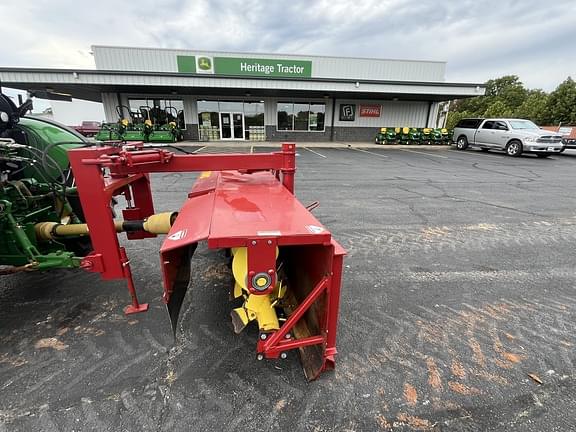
left=359, top=105, right=381, bottom=117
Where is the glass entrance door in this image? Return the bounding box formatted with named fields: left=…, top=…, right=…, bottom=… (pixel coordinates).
left=219, top=112, right=244, bottom=140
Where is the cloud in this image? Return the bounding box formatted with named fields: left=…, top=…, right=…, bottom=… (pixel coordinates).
left=0, top=0, right=574, bottom=91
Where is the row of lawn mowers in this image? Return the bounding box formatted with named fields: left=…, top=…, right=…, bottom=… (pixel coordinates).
left=95, top=104, right=184, bottom=143
left=375, top=127, right=452, bottom=145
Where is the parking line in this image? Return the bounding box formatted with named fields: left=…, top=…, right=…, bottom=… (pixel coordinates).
left=303, top=147, right=327, bottom=158
left=400, top=148, right=448, bottom=159
left=192, top=146, right=206, bottom=153
left=349, top=148, right=389, bottom=158
left=250, top=146, right=254, bottom=154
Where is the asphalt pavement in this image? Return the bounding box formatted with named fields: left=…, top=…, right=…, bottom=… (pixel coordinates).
left=2, top=145, right=576, bottom=431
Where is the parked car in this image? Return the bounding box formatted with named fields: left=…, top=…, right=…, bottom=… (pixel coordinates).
left=72, top=121, right=102, bottom=137
left=453, top=118, right=564, bottom=157
left=541, top=125, right=576, bottom=152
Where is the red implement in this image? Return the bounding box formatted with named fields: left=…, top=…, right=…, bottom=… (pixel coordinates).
left=68, top=143, right=345, bottom=380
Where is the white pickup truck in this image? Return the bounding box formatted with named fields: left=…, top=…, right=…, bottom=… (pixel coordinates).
left=453, top=118, right=564, bottom=157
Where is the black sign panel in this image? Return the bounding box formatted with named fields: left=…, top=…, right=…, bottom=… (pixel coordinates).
left=339, top=104, right=356, bottom=122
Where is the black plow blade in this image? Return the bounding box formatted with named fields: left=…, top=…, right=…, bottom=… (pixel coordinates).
left=166, top=243, right=197, bottom=337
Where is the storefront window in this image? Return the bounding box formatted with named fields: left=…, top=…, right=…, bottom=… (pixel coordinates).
left=197, top=100, right=220, bottom=141
left=243, top=101, right=264, bottom=120
left=218, top=101, right=244, bottom=112
left=294, top=103, right=310, bottom=131
left=196, top=99, right=266, bottom=141
left=277, top=102, right=325, bottom=131
left=309, top=103, right=326, bottom=131
left=244, top=102, right=265, bottom=141
left=277, top=102, right=294, bottom=131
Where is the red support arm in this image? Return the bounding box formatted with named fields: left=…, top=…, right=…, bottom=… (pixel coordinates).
left=68, top=149, right=125, bottom=279
left=261, top=277, right=329, bottom=356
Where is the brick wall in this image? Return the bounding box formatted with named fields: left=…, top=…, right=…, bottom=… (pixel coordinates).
left=331, top=127, right=380, bottom=142
left=265, top=126, right=379, bottom=142
left=265, top=126, right=332, bottom=142
left=183, top=124, right=379, bottom=142
left=183, top=124, right=199, bottom=140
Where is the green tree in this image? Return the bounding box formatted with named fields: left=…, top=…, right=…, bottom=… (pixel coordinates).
left=449, top=75, right=528, bottom=120
left=446, top=110, right=471, bottom=130
left=453, top=95, right=490, bottom=115
left=545, top=77, right=576, bottom=124
left=447, top=75, right=576, bottom=128
left=484, top=75, right=528, bottom=108
left=515, top=89, right=548, bottom=124
left=483, top=100, right=514, bottom=118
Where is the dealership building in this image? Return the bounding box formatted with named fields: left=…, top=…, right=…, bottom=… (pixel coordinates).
left=0, top=46, right=485, bottom=141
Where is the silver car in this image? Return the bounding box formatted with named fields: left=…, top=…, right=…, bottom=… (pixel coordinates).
left=453, top=118, right=564, bottom=157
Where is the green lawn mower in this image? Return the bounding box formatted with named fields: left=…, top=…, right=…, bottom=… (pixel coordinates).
left=397, top=127, right=409, bottom=145
left=375, top=128, right=385, bottom=145
left=399, top=127, right=423, bottom=145
left=421, top=128, right=433, bottom=145
left=95, top=121, right=124, bottom=141
left=148, top=122, right=179, bottom=143
left=148, top=105, right=183, bottom=143
left=118, top=105, right=152, bottom=142
left=375, top=127, right=398, bottom=145
left=409, top=127, right=422, bottom=145
left=427, top=128, right=442, bottom=145
left=440, top=128, right=452, bottom=145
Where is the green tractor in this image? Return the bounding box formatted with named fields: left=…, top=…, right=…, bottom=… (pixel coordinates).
left=0, top=92, right=92, bottom=273
left=95, top=120, right=124, bottom=141
left=147, top=104, right=183, bottom=143
left=118, top=105, right=152, bottom=142
left=375, top=127, right=398, bottom=145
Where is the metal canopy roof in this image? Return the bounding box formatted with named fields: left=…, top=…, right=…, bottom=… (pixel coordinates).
left=0, top=67, right=485, bottom=103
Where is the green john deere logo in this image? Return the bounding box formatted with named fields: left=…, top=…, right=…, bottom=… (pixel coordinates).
left=198, top=57, right=212, bottom=70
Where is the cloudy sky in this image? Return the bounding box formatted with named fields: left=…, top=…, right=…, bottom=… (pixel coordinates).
left=1, top=0, right=574, bottom=92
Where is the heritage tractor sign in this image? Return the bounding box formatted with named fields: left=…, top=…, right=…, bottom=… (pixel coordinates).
left=177, top=55, right=312, bottom=78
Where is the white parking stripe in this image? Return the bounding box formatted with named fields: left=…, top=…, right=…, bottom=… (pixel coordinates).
left=349, top=148, right=389, bottom=158
left=400, top=148, right=448, bottom=159
left=250, top=146, right=254, bottom=154
left=303, top=147, right=327, bottom=158
left=192, top=146, right=206, bottom=153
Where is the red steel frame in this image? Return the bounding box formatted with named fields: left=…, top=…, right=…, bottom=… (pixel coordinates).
left=67, top=143, right=344, bottom=378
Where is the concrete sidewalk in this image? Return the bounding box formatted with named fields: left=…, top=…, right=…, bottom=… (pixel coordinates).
left=178, top=140, right=452, bottom=150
